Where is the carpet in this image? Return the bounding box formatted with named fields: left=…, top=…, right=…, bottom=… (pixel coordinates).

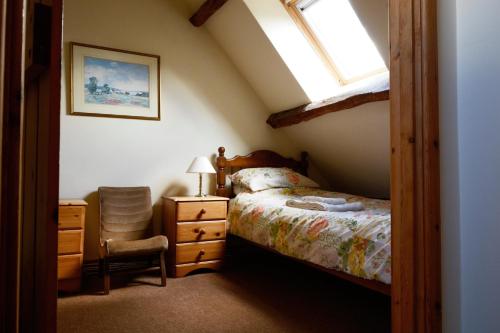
left=58, top=253, right=390, bottom=333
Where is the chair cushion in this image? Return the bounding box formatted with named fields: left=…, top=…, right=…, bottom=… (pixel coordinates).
left=106, top=235, right=168, bottom=257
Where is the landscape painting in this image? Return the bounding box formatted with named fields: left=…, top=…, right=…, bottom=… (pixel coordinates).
left=84, top=57, right=150, bottom=108
left=71, top=42, right=160, bottom=120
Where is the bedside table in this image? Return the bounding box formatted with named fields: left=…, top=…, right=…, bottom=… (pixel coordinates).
left=163, top=196, right=229, bottom=277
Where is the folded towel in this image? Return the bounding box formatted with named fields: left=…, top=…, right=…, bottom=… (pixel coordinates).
left=286, top=199, right=325, bottom=211
left=328, top=202, right=364, bottom=212
left=286, top=199, right=364, bottom=212
left=301, top=196, right=347, bottom=205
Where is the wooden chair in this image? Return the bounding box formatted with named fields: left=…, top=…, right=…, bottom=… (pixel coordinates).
left=98, top=187, right=168, bottom=294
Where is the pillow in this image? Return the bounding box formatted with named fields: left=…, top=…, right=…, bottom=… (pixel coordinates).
left=232, top=184, right=249, bottom=195
left=231, top=167, right=319, bottom=192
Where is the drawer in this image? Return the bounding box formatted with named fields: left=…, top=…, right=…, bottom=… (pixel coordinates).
left=177, top=201, right=227, bottom=221
left=58, top=206, right=85, bottom=229
left=175, top=260, right=223, bottom=278
left=176, top=221, right=226, bottom=243
left=58, top=279, right=81, bottom=292
left=58, top=230, right=83, bottom=255
left=176, top=240, right=225, bottom=264
left=58, top=254, right=82, bottom=280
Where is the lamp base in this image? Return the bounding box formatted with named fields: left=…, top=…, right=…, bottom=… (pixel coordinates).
left=195, top=173, right=209, bottom=197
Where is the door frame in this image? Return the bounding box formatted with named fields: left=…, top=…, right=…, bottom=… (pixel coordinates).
left=390, top=0, right=441, bottom=332
left=0, top=0, right=25, bottom=331
left=0, top=0, right=63, bottom=332
left=0, top=0, right=441, bottom=331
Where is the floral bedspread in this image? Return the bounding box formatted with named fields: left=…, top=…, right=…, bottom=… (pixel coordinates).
left=227, top=187, right=391, bottom=284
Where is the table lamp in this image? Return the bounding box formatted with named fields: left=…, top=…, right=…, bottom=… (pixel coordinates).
left=186, top=156, right=216, bottom=197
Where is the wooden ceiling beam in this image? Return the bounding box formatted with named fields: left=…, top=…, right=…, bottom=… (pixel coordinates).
left=266, top=89, right=390, bottom=129
left=189, top=0, right=228, bottom=27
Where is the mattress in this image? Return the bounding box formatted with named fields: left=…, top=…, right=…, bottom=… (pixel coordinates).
left=227, top=187, right=391, bottom=284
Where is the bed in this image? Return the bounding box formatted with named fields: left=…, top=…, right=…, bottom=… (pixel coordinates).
left=215, top=147, right=391, bottom=295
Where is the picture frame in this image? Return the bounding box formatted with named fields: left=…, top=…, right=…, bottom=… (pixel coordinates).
left=70, top=42, right=160, bottom=120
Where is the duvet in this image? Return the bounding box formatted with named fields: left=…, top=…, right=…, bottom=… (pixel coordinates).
left=227, top=187, right=391, bottom=284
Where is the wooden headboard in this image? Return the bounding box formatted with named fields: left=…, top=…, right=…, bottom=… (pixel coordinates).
left=215, top=147, right=309, bottom=198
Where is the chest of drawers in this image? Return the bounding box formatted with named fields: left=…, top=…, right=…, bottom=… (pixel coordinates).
left=163, top=196, right=229, bottom=277
left=58, top=199, right=87, bottom=292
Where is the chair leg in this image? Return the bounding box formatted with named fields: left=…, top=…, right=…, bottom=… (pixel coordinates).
left=160, top=251, right=167, bottom=287
left=103, top=258, right=110, bottom=295
left=98, top=258, right=104, bottom=277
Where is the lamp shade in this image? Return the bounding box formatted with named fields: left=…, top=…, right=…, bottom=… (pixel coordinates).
left=186, top=156, right=216, bottom=174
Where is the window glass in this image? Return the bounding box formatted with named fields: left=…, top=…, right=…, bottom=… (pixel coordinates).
left=299, top=0, right=387, bottom=82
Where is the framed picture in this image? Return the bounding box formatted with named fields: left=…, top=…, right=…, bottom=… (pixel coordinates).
left=70, top=42, right=160, bottom=120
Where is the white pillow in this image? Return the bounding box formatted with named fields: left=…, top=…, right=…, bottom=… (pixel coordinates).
left=231, top=167, right=319, bottom=192
left=232, top=184, right=249, bottom=195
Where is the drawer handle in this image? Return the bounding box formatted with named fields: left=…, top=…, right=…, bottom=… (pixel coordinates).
left=196, top=249, right=205, bottom=261
left=196, top=249, right=206, bottom=261
left=196, top=208, right=207, bottom=219
left=194, top=228, right=206, bottom=235
left=215, top=232, right=221, bottom=237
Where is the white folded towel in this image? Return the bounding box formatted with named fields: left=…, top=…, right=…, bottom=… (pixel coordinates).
left=286, top=200, right=325, bottom=211
left=328, top=202, right=364, bottom=212
left=286, top=199, right=364, bottom=212
left=301, top=196, right=347, bottom=205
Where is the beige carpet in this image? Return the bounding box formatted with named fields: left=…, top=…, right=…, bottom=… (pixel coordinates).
left=58, top=254, right=390, bottom=333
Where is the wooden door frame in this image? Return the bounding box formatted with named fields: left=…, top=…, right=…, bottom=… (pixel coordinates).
left=0, top=0, right=63, bottom=332
left=0, top=0, right=25, bottom=331
left=0, top=0, right=441, bottom=331
left=390, top=0, right=441, bottom=332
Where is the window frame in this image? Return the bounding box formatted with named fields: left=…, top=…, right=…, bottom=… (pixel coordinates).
left=281, top=0, right=388, bottom=86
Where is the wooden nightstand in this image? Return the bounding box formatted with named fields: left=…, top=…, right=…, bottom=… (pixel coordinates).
left=58, top=199, right=87, bottom=292
left=163, top=196, right=229, bottom=277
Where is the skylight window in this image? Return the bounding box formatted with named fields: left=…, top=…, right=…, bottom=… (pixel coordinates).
left=283, top=0, right=388, bottom=85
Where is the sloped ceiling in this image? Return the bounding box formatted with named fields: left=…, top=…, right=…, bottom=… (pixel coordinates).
left=186, top=0, right=390, bottom=198
left=187, top=0, right=310, bottom=111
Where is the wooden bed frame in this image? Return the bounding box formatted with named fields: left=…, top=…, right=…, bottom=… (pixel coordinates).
left=215, top=146, right=391, bottom=296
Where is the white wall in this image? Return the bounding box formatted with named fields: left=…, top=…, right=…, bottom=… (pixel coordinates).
left=438, top=0, right=461, bottom=332
left=189, top=0, right=311, bottom=111
left=60, top=0, right=307, bottom=260
left=456, top=0, right=500, bottom=331
left=282, top=101, right=390, bottom=198
left=440, top=0, right=500, bottom=331
left=186, top=0, right=391, bottom=198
